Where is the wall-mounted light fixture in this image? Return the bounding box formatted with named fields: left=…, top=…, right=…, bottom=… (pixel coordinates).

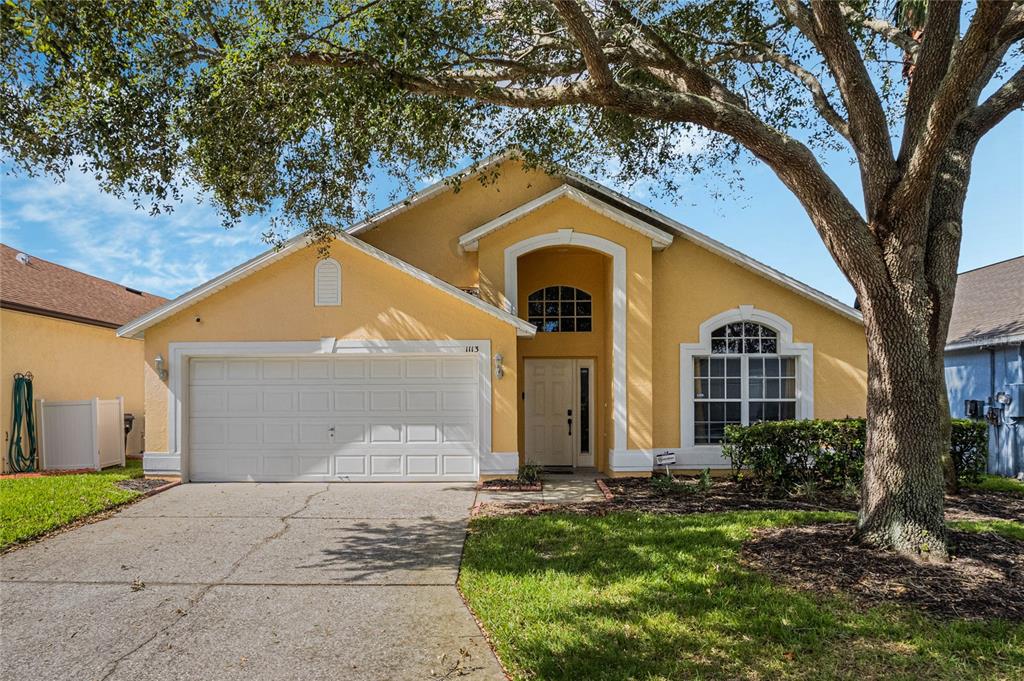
left=154, top=354, right=168, bottom=381
left=494, top=353, right=505, bottom=379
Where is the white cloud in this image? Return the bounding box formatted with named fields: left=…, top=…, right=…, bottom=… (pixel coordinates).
left=0, top=165, right=270, bottom=298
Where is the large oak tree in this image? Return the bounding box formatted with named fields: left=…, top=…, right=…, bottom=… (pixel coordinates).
left=3, top=0, right=1022, bottom=558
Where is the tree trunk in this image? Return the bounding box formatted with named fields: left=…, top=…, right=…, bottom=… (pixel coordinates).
left=856, top=297, right=950, bottom=561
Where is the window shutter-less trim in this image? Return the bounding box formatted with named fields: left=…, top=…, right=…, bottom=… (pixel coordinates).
left=315, top=259, right=341, bottom=306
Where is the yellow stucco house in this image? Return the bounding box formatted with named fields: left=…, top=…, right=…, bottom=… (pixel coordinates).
left=1, top=244, right=168, bottom=470
left=117, top=158, right=868, bottom=482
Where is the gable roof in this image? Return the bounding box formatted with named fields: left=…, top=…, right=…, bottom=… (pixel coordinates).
left=945, top=256, right=1024, bottom=350
left=458, top=184, right=674, bottom=251
left=116, top=231, right=536, bottom=339
left=0, top=243, right=168, bottom=329
left=348, top=151, right=862, bottom=324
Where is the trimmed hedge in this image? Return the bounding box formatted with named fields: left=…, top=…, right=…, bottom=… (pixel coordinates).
left=722, top=418, right=988, bottom=493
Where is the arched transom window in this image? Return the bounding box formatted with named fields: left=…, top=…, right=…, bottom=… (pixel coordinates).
left=527, top=286, right=592, bottom=332
left=693, top=321, right=797, bottom=444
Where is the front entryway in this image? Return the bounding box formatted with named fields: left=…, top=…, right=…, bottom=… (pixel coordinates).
left=524, top=358, right=594, bottom=467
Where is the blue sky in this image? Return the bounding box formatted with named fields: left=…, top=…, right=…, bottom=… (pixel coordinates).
left=1, top=115, right=1021, bottom=305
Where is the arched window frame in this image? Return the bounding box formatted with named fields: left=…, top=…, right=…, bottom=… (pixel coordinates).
left=679, top=306, right=814, bottom=462
left=525, top=285, right=593, bottom=333
left=314, top=258, right=342, bottom=306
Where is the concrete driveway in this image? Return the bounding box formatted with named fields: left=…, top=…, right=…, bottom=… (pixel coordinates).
left=0, top=483, right=504, bottom=681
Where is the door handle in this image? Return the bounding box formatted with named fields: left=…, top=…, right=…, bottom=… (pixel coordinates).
left=567, top=408, right=573, bottom=437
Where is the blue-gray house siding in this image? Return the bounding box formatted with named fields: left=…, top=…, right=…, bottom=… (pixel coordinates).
left=945, top=342, right=1024, bottom=476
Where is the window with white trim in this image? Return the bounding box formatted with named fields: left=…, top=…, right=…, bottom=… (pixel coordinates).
left=526, top=286, right=592, bottom=332
left=692, top=321, right=797, bottom=444
left=315, top=258, right=341, bottom=306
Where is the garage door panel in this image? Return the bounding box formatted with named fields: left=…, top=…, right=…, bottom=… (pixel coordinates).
left=226, top=360, right=260, bottom=380
left=334, top=391, right=367, bottom=412
left=189, top=355, right=480, bottom=481
left=370, top=358, right=402, bottom=378
left=298, top=391, right=332, bottom=412
left=262, top=360, right=296, bottom=380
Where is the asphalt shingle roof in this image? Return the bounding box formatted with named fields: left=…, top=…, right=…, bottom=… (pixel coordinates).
left=946, top=255, right=1024, bottom=348
left=0, top=243, right=168, bottom=328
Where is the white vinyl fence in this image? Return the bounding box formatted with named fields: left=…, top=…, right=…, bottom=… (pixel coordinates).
left=35, top=397, right=125, bottom=471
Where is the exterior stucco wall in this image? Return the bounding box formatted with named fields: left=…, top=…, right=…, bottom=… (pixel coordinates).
left=652, top=239, right=868, bottom=449
left=1, top=308, right=147, bottom=467
left=358, top=161, right=562, bottom=288
left=475, top=195, right=656, bottom=470
left=515, top=247, right=610, bottom=466
left=141, top=240, right=520, bottom=457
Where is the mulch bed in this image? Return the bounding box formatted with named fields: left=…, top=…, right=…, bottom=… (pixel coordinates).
left=601, top=477, right=860, bottom=514
left=945, top=490, right=1024, bottom=522
left=741, top=522, right=1024, bottom=621
left=116, top=478, right=173, bottom=494
left=478, top=480, right=543, bottom=492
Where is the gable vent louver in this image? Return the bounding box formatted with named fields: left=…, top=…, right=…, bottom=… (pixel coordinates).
left=314, top=259, right=342, bottom=306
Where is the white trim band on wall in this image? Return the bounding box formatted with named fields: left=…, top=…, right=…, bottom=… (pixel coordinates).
left=503, top=229, right=629, bottom=452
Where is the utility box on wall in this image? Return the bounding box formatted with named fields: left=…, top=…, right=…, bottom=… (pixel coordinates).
left=1001, top=384, right=1024, bottom=420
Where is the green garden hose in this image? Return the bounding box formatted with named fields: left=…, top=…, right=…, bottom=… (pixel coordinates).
left=7, top=373, right=38, bottom=473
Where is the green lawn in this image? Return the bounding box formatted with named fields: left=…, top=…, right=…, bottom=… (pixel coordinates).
left=0, top=460, right=145, bottom=550
left=965, top=474, right=1024, bottom=497
left=460, top=510, right=1023, bottom=681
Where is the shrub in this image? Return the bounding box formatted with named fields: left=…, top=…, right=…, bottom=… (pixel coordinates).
left=517, top=461, right=543, bottom=485
left=950, top=419, right=987, bottom=484
left=722, top=418, right=988, bottom=494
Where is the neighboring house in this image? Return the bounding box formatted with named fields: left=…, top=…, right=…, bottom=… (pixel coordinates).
left=0, top=244, right=168, bottom=469
left=118, top=157, right=868, bottom=482
left=944, top=256, right=1024, bottom=477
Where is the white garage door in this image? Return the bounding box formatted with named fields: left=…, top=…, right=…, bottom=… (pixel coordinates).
left=187, top=355, right=480, bottom=481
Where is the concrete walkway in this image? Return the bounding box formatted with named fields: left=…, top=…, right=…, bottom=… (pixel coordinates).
left=0, top=483, right=504, bottom=681
left=475, top=470, right=607, bottom=506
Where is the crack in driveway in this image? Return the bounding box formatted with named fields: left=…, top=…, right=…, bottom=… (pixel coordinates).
left=97, top=484, right=331, bottom=680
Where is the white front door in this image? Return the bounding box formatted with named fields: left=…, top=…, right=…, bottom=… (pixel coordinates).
left=524, top=358, right=594, bottom=467
left=187, top=355, right=480, bottom=482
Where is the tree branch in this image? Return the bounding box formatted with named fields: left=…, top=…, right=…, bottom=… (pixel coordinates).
left=899, top=1, right=962, bottom=164
left=549, top=0, right=620, bottom=102
left=804, top=0, right=896, bottom=213
left=893, top=0, right=1015, bottom=215
left=838, top=2, right=922, bottom=55
left=967, top=64, right=1024, bottom=136
left=712, top=43, right=851, bottom=141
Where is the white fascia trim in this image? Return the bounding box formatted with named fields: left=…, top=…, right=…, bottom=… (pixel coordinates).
left=165, top=339, right=494, bottom=483
left=504, top=230, right=629, bottom=452
left=562, top=171, right=863, bottom=324
left=337, top=151, right=858, bottom=325
left=459, top=184, right=674, bottom=252
left=117, top=234, right=308, bottom=338
left=117, top=229, right=535, bottom=339
left=346, top=150, right=516, bottom=237
left=679, top=306, right=814, bottom=464
left=945, top=333, right=1024, bottom=352
left=480, top=451, right=519, bottom=475
left=338, top=232, right=536, bottom=336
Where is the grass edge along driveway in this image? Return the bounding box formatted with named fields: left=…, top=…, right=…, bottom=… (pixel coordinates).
left=1, top=460, right=144, bottom=550
left=459, top=509, right=1023, bottom=681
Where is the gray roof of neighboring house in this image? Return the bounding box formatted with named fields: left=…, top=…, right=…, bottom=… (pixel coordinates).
left=946, top=255, right=1024, bottom=350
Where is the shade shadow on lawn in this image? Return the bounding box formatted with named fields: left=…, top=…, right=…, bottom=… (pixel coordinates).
left=459, top=510, right=1024, bottom=681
